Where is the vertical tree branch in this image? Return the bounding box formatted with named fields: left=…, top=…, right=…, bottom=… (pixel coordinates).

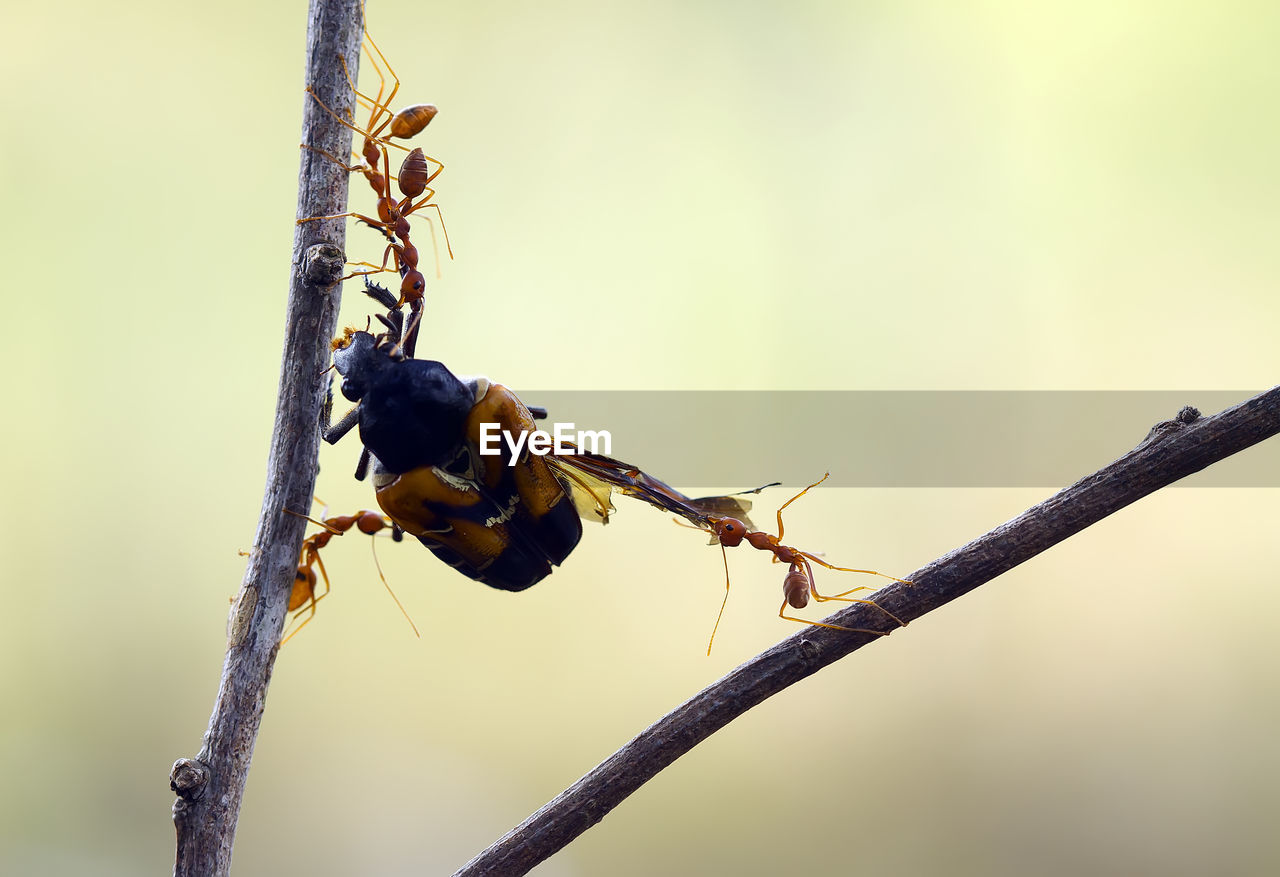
left=170, top=1, right=363, bottom=874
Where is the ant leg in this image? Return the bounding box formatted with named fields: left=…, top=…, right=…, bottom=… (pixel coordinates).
left=339, top=264, right=401, bottom=287
left=346, top=234, right=402, bottom=279
left=282, top=548, right=332, bottom=645
left=305, top=86, right=409, bottom=155
left=801, top=550, right=912, bottom=588
left=280, top=607, right=315, bottom=646
left=343, top=54, right=375, bottom=118
left=402, top=185, right=436, bottom=214
left=305, top=86, right=373, bottom=142
left=778, top=599, right=887, bottom=637
left=347, top=258, right=399, bottom=272
left=368, top=534, right=420, bottom=638
left=300, top=142, right=367, bottom=173
left=310, top=551, right=332, bottom=605
left=807, top=593, right=907, bottom=628
left=799, top=558, right=908, bottom=628
left=706, top=544, right=733, bottom=656
left=344, top=44, right=395, bottom=141
left=359, top=8, right=404, bottom=140
left=773, top=473, right=831, bottom=542
left=417, top=204, right=454, bottom=264
left=335, top=40, right=399, bottom=136
left=416, top=213, right=443, bottom=280
left=401, top=190, right=458, bottom=263
left=417, top=152, right=445, bottom=187
left=297, top=210, right=386, bottom=227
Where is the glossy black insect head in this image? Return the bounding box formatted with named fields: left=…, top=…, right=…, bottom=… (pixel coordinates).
left=332, top=330, right=474, bottom=473
left=331, top=330, right=389, bottom=402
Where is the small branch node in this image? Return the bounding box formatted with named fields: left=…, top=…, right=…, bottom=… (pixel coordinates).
left=304, top=242, right=347, bottom=287
left=169, top=758, right=210, bottom=801
left=1141, top=404, right=1202, bottom=446
left=796, top=638, right=821, bottom=662
left=227, top=584, right=260, bottom=648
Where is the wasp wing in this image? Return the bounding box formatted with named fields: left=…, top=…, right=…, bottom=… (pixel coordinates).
left=547, top=445, right=774, bottom=531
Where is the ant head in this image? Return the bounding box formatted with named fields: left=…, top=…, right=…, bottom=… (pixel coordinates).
left=400, top=269, right=426, bottom=303
left=354, top=511, right=388, bottom=535
left=712, top=517, right=747, bottom=547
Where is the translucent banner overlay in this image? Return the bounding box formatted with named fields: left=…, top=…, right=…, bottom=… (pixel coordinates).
left=518, top=390, right=1277, bottom=488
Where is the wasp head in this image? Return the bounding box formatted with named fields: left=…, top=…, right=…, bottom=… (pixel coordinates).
left=331, top=330, right=388, bottom=402
left=332, top=330, right=473, bottom=473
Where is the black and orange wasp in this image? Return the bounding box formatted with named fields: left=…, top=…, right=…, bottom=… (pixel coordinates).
left=286, top=283, right=910, bottom=652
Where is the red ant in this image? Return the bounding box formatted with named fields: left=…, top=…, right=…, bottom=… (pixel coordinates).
left=297, top=19, right=450, bottom=305
left=283, top=508, right=419, bottom=645
left=696, top=474, right=911, bottom=655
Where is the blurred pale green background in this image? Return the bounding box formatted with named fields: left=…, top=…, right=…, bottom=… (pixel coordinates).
left=2, top=0, right=1278, bottom=874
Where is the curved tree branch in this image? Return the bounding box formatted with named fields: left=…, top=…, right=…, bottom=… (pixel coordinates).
left=170, top=1, right=363, bottom=874
left=454, top=387, right=1280, bottom=877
